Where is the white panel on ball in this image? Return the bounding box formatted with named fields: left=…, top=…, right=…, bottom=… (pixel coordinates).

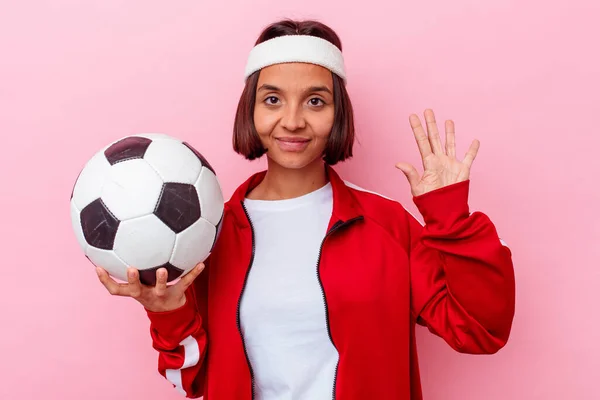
left=113, top=214, right=176, bottom=270
left=101, top=159, right=163, bottom=221
left=133, top=133, right=173, bottom=141
left=71, top=150, right=112, bottom=210
left=195, top=167, right=225, bottom=226
left=170, top=217, right=216, bottom=271
left=86, top=246, right=130, bottom=282
left=70, top=201, right=88, bottom=253
left=143, top=138, right=202, bottom=185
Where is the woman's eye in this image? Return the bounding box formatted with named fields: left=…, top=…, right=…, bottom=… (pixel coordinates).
left=265, top=96, right=279, bottom=105
left=309, top=98, right=325, bottom=106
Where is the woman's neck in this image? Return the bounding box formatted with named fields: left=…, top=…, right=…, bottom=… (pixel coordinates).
left=247, top=159, right=328, bottom=201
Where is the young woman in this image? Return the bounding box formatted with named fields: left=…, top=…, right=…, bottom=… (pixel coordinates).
left=97, top=19, right=515, bottom=400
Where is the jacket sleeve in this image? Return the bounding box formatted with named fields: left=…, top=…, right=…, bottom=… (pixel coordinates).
left=407, top=180, right=515, bottom=354
left=145, top=258, right=210, bottom=398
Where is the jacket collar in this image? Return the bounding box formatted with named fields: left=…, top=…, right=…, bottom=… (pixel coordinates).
left=228, top=164, right=363, bottom=229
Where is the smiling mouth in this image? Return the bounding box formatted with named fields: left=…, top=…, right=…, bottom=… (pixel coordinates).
left=275, top=137, right=310, bottom=143
left=275, top=137, right=311, bottom=152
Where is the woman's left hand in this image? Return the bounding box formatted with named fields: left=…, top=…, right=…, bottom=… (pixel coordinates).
left=395, top=109, right=480, bottom=197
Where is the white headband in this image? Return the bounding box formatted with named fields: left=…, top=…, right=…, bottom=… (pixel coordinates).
left=243, top=35, right=347, bottom=84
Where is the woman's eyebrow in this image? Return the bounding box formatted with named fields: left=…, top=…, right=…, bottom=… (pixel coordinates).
left=257, top=84, right=333, bottom=95
left=305, top=85, right=332, bottom=95
left=257, top=84, right=280, bottom=92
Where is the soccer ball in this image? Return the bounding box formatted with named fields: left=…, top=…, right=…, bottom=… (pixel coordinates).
left=70, top=133, right=224, bottom=286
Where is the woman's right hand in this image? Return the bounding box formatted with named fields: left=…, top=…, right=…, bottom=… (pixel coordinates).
left=96, top=263, right=206, bottom=313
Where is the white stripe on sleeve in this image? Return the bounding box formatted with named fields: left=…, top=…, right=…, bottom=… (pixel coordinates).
left=165, top=335, right=201, bottom=396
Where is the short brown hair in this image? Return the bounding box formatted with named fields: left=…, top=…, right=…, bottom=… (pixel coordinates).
left=232, top=19, right=355, bottom=165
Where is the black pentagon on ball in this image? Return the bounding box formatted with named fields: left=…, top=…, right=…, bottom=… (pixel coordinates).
left=154, top=182, right=201, bottom=233
left=138, top=263, right=185, bottom=286
left=80, top=198, right=120, bottom=250
left=183, top=142, right=216, bottom=175
left=104, top=136, right=152, bottom=165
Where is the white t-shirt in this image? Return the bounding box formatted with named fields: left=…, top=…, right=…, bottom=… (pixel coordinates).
left=239, top=182, right=338, bottom=400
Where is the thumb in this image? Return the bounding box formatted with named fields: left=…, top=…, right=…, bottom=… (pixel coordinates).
left=395, top=162, right=420, bottom=189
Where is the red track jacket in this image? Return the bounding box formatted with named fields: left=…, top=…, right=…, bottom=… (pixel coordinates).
left=145, top=165, right=515, bottom=399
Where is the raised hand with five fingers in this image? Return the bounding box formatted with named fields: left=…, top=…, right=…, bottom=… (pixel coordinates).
left=96, top=263, right=205, bottom=312
left=395, top=109, right=480, bottom=197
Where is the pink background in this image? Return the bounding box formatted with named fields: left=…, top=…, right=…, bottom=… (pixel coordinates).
left=1, top=0, right=598, bottom=399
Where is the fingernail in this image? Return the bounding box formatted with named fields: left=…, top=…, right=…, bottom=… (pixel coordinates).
left=95, top=267, right=101, bottom=276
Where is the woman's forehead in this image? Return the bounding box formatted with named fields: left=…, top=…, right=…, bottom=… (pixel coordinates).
left=257, top=63, right=333, bottom=88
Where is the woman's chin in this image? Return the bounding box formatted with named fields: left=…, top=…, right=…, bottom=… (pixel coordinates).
left=267, top=152, right=323, bottom=170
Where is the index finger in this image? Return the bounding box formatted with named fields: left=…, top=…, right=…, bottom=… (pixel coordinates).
left=409, top=114, right=433, bottom=161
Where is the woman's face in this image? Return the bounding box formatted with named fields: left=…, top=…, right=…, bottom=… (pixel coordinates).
left=253, top=62, right=335, bottom=170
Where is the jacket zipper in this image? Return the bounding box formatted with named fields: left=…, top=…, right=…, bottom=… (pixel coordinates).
left=317, top=216, right=364, bottom=400
left=236, top=200, right=363, bottom=400
left=237, top=201, right=257, bottom=399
